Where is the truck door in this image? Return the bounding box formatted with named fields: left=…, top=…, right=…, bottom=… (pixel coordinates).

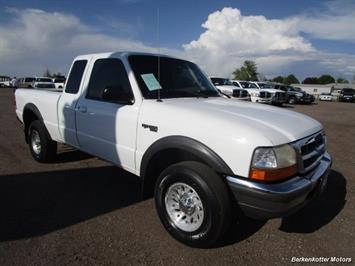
left=58, top=59, right=89, bottom=147
left=75, top=58, right=138, bottom=172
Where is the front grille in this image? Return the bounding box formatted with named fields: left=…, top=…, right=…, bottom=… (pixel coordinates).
left=294, top=132, right=325, bottom=174
left=241, top=90, right=248, bottom=97
left=259, top=91, right=271, bottom=98
left=274, top=92, right=286, bottom=100
left=233, top=90, right=248, bottom=98
left=233, top=90, right=241, bottom=97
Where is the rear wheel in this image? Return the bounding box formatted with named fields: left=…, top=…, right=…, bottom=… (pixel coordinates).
left=155, top=161, right=232, bottom=247
left=28, top=120, right=57, bottom=162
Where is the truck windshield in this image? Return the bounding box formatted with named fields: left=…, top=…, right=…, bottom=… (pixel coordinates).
left=24, top=78, right=35, bottom=82
left=129, top=55, right=219, bottom=99
left=342, top=88, right=354, bottom=94
left=54, top=78, right=65, bottom=83
left=35, top=83, right=55, bottom=89
left=259, top=83, right=273, bottom=89
left=211, top=78, right=233, bottom=86
left=36, top=78, right=52, bottom=82
left=240, top=82, right=257, bottom=88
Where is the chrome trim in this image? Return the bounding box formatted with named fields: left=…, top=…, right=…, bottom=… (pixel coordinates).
left=302, top=144, right=325, bottom=160
left=291, top=131, right=325, bottom=174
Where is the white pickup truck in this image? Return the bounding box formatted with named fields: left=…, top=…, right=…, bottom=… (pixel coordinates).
left=15, top=52, right=332, bottom=247
left=232, top=80, right=287, bottom=105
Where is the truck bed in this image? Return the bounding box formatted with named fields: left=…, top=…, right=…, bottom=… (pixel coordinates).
left=15, top=88, right=63, bottom=142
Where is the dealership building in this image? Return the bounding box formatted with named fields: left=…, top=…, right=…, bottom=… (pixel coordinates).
left=291, top=83, right=355, bottom=96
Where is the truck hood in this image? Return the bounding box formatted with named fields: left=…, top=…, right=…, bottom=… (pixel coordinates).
left=154, top=97, right=322, bottom=145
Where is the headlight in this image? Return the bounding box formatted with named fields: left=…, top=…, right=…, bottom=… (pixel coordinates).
left=250, top=144, right=297, bottom=181
left=296, top=93, right=303, bottom=97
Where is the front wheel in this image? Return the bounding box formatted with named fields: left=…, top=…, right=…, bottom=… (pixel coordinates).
left=288, top=97, right=296, bottom=104
left=28, top=120, right=57, bottom=162
left=155, top=161, right=232, bottom=247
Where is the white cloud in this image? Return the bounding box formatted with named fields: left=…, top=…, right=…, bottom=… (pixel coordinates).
left=0, top=8, right=179, bottom=76
left=295, top=0, right=355, bottom=42
left=183, top=4, right=355, bottom=80
left=0, top=4, right=355, bottom=81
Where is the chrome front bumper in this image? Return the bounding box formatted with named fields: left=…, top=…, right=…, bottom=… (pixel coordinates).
left=226, top=152, right=332, bottom=219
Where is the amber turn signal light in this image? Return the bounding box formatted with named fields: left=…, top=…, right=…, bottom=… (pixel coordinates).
left=250, top=164, right=298, bottom=182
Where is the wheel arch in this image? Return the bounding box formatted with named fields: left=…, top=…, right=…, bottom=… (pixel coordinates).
left=23, top=103, right=44, bottom=143
left=140, top=136, right=233, bottom=198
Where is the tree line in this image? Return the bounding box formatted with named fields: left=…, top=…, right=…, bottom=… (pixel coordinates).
left=232, top=61, right=350, bottom=85
left=43, top=68, right=65, bottom=78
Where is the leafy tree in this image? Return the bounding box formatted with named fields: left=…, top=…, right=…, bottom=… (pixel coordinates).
left=42, top=69, right=65, bottom=78
left=302, top=77, right=319, bottom=84
left=284, top=74, right=299, bottom=85
left=233, top=60, right=258, bottom=81
left=272, top=74, right=299, bottom=84
left=336, top=77, right=349, bottom=83
left=272, top=76, right=284, bottom=83
left=317, top=74, right=335, bottom=84
left=52, top=72, right=64, bottom=78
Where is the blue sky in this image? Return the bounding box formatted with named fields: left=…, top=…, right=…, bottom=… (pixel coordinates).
left=0, top=0, right=354, bottom=81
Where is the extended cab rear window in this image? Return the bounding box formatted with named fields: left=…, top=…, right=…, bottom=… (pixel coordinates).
left=65, top=60, right=87, bottom=94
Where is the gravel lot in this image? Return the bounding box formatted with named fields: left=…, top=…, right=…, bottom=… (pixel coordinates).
left=0, top=88, right=353, bottom=265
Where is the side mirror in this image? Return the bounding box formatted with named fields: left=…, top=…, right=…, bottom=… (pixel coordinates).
left=102, top=86, right=134, bottom=104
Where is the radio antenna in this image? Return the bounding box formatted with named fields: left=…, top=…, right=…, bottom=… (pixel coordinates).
left=157, top=7, right=162, bottom=102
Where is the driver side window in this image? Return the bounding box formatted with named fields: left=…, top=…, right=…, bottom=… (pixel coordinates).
left=87, top=58, right=134, bottom=103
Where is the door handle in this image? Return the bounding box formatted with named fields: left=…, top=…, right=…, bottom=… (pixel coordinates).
left=75, top=106, right=87, bottom=113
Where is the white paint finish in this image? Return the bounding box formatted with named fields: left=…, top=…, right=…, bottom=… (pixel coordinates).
left=15, top=88, right=63, bottom=142
left=136, top=97, right=322, bottom=177
left=75, top=98, right=139, bottom=172
left=215, top=85, right=250, bottom=101
left=319, top=94, right=332, bottom=101
left=15, top=51, right=324, bottom=179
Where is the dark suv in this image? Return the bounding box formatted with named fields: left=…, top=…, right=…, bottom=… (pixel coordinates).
left=274, top=84, right=315, bottom=104
left=339, top=88, right=354, bottom=102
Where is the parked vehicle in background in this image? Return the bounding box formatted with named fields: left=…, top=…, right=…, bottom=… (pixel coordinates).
left=31, top=77, right=55, bottom=89
left=0, top=76, right=11, bottom=87
left=34, top=77, right=53, bottom=83
left=253, top=82, right=287, bottom=106
left=15, top=51, right=331, bottom=248
left=210, top=77, right=250, bottom=100
left=33, top=82, right=57, bottom=90
left=17, top=77, right=36, bottom=88
left=232, top=80, right=286, bottom=106
left=52, top=77, right=66, bottom=89
left=338, top=88, right=354, bottom=102
left=319, top=93, right=332, bottom=101
left=275, top=84, right=315, bottom=104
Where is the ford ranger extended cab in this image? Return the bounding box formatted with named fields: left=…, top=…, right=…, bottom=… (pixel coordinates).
left=15, top=52, right=332, bottom=247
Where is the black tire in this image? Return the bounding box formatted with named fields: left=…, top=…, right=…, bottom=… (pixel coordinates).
left=155, top=161, right=232, bottom=248
left=288, top=97, right=296, bottom=104
left=28, top=120, right=57, bottom=162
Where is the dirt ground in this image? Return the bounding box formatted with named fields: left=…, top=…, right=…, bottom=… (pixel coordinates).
left=0, top=88, right=353, bottom=265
